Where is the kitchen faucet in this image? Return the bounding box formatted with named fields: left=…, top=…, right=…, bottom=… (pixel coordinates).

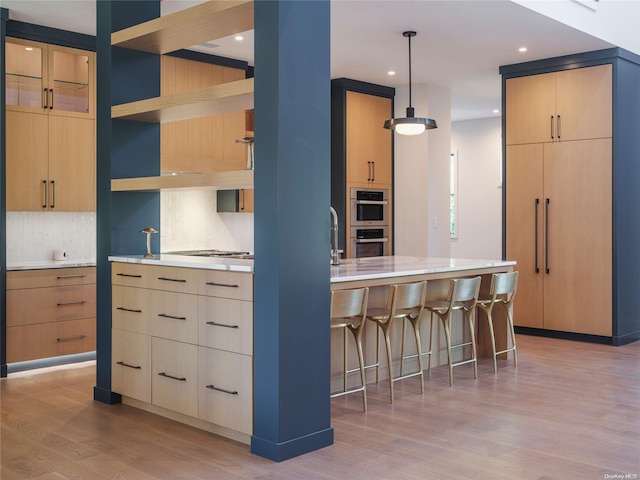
left=330, top=206, right=342, bottom=265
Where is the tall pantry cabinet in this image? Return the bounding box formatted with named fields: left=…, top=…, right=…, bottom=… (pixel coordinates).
left=501, top=49, right=640, bottom=345
left=5, top=37, right=95, bottom=212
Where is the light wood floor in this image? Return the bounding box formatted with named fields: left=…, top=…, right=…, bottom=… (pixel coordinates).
left=1, top=335, right=639, bottom=479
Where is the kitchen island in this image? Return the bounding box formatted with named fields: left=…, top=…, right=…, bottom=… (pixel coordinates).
left=108, top=254, right=514, bottom=442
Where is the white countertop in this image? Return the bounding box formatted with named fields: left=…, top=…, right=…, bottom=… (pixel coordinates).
left=109, top=254, right=254, bottom=273
left=7, top=259, right=97, bottom=271
left=107, top=255, right=514, bottom=278
left=330, top=256, right=516, bottom=283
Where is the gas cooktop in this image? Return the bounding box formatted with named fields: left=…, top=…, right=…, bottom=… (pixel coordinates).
left=164, top=249, right=252, bottom=259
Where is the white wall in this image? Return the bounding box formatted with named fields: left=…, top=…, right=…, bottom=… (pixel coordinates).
left=6, top=212, right=96, bottom=262
left=450, top=117, right=502, bottom=259
left=513, top=0, right=640, bottom=55
left=394, top=83, right=451, bottom=258
left=161, top=190, right=254, bottom=253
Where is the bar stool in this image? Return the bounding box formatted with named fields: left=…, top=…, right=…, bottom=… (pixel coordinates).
left=424, top=276, right=481, bottom=386
left=330, top=287, right=369, bottom=411
left=366, top=281, right=427, bottom=403
left=476, top=271, right=519, bottom=373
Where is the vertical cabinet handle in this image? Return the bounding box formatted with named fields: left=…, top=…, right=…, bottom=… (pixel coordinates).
left=545, top=198, right=550, bottom=274
left=550, top=115, right=554, bottom=140
left=50, top=180, right=55, bottom=208
left=42, top=180, right=47, bottom=208
left=240, top=189, right=245, bottom=211
left=49, top=88, right=54, bottom=110
left=534, top=198, right=540, bottom=273
left=43, top=88, right=48, bottom=109
left=556, top=115, right=561, bottom=140
left=367, top=161, right=372, bottom=181
left=371, top=161, right=375, bottom=182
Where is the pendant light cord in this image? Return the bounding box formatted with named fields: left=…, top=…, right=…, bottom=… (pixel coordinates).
left=407, top=33, right=413, bottom=108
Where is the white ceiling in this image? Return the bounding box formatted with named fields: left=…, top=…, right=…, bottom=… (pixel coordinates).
left=2, top=0, right=614, bottom=121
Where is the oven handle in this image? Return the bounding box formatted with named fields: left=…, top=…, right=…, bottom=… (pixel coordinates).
left=354, top=237, right=389, bottom=243
left=355, top=200, right=388, bottom=205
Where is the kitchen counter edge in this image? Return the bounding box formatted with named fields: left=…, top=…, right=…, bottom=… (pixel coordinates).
left=109, top=254, right=254, bottom=273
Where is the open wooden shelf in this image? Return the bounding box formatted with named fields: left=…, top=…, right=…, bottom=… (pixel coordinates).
left=111, top=0, right=254, bottom=54
left=111, top=169, right=253, bottom=192
left=112, top=78, right=254, bottom=123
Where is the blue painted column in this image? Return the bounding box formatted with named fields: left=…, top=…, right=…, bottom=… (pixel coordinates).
left=251, top=1, right=333, bottom=461
left=0, top=7, right=8, bottom=378
left=94, top=0, right=161, bottom=403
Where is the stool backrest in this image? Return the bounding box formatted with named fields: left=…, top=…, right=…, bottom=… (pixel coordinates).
left=391, top=281, right=427, bottom=311
left=331, top=287, right=369, bottom=320
left=492, top=271, right=518, bottom=297
left=451, top=276, right=482, bottom=306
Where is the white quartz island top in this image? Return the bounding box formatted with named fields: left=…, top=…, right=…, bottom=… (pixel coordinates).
left=108, top=254, right=254, bottom=273
left=108, top=255, right=514, bottom=278
left=330, top=256, right=516, bottom=283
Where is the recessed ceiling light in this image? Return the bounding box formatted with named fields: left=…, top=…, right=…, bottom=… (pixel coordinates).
left=493, top=109, right=500, bottom=114
left=25, top=47, right=33, bottom=51
left=234, top=35, right=244, bottom=41
left=388, top=71, right=396, bottom=76
left=518, top=47, right=528, bottom=53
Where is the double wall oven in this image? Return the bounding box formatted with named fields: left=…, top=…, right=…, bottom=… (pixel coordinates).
left=349, top=187, right=390, bottom=258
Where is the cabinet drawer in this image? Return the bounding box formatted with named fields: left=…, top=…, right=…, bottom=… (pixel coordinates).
left=151, top=337, right=198, bottom=418
left=6, top=318, right=95, bottom=363
left=7, top=284, right=96, bottom=327
left=198, top=270, right=253, bottom=301
left=149, top=290, right=198, bottom=344
left=112, top=329, right=151, bottom=403
left=112, top=285, right=150, bottom=334
left=198, top=347, right=252, bottom=435
left=148, top=266, right=198, bottom=294
left=112, top=262, right=149, bottom=288
left=7, top=267, right=95, bottom=289
left=198, top=297, right=252, bottom=355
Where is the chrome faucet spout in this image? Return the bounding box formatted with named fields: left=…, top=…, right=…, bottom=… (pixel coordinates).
left=330, top=207, right=341, bottom=265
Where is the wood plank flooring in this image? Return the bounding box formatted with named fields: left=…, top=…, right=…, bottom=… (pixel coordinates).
left=2, top=335, right=639, bottom=479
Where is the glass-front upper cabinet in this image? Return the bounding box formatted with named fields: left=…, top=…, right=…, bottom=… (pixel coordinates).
left=5, top=37, right=95, bottom=118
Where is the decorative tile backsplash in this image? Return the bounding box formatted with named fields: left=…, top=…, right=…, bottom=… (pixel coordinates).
left=6, top=212, right=96, bottom=262
left=161, top=190, right=254, bottom=253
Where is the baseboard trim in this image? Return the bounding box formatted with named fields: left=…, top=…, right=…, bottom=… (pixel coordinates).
left=251, top=427, right=334, bottom=462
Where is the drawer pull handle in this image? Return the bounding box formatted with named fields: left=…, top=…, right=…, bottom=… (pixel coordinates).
left=205, top=282, right=239, bottom=288
left=117, top=307, right=142, bottom=313
left=158, top=372, right=186, bottom=381
left=116, top=361, right=141, bottom=370
left=158, top=277, right=187, bottom=283
left=206, top=384, right=238, bottom=396
left=116, top=273, right=142, bottom=278
left=57, top=274, right=86, bottom=279
left=206, top=321, right=239, bottom=329
left=57, top=300, right=86, bottom=307
left=57, top=334, right=87, bottom=342
left=158, top=313, right=187, bottom=320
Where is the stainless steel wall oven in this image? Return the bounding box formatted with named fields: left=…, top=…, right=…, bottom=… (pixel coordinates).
left=350, top=187, right=389, bottom=227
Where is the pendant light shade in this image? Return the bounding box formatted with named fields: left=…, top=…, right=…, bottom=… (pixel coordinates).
left=384, top=31, right=437, bottom=135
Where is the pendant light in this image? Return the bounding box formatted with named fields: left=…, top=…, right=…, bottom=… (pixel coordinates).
left=384, top=31, right=437, bottom=136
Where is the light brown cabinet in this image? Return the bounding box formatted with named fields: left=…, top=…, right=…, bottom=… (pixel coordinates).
left=6, top=111, right=95, bottom=211
left=111, top=262, right=253, bottom=440
left=161, top=55, right=247, bottom=174
left=506, top=139, right=612, bottom=336
left=5, top=37, right=95, bottom=119
left=345, top=90, right=392, bottom=188
left=505, top=64, right=613, bottom=337
left=5, top=38, right=95, bottom=212
left=505, top=64, right=612, bottom=146
left=6, top=267, right=96, bottom=363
